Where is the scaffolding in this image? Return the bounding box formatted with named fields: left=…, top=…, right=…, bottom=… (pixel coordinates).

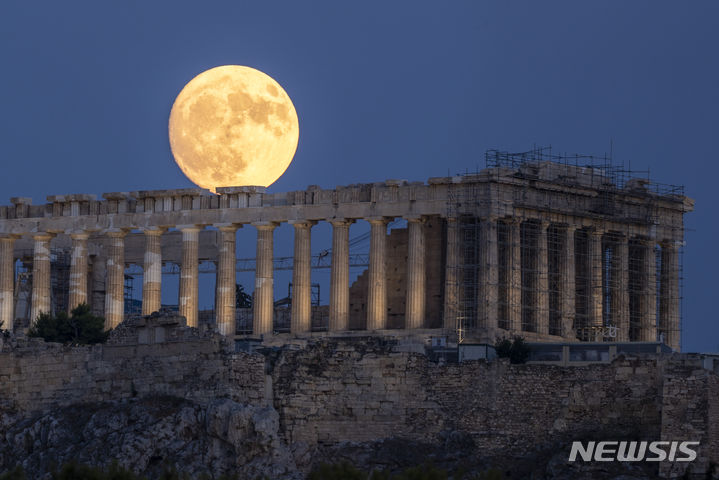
left=447, top=147, right=686, bottom=346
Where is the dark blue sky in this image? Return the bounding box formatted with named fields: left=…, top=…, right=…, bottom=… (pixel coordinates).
left=1, top=1, right=716, bottom=351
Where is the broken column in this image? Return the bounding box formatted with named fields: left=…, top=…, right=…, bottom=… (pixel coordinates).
left=253, top=222, right=276, bottom=335
left=290, top=221, right=314, bottom=334
left=68, top=232, right=90, bottom=311
left=405, top=216, right=426, bottom=329
left=216, top=224, right=239, bottom=336
left=179, top=225, right=201, bottom=328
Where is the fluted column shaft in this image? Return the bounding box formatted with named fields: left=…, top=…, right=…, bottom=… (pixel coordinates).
left=290, top=221, right=313, bottom=334
left=536, top=222, right=550, bottom=335
left=142, top=228, right=164, bottom=316
left=68, top=233, right=89, bottom=311
left=559, top=226, right=576, bottom=338
left=216, top=225, right=238, bottom=336
left=507, top=220, right=522, bottom=332
left=367, top=218, right=388, bottom=330
left=611, top=235, right=629, bottom=342
left=640, top=239, right=657, bottom=342
left=0, top=237, right=17, bottom=331
left=659, top=241, right=680, bottom=350
left=30, top=233, right=53, bottom=323
left=104, top=230, right=126, bottom=329
left=443, top=217, right=460, bottom=331
left=329, top=220, right=352, bottom=331
left=253, top=223, right=276, bottom=335
left=588, top=230, right=604, bottom=328
left=405, top=217, right=426, bottom=329
left=478, top=218, right=498, bottom=333
left=179, top=226, right=201, bottom=327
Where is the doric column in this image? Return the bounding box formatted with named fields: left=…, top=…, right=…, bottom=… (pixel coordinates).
left=507, top=219, right=522, bottom=333
left=141, top=228, right=165, bottom=316
left=329, top=219, right=352, bottom=331
left=611, top=234, right=629, bottom=342
left=659, top=241, right=680, bottom=350
left=587, top=229, right=604, bottom=328
left=104, top=230, right=126, bottom=329
left=405, top=216, right=426, bottom=329
left=68, top=232, right=90, bottom=311
left=30, top=233, right=53, bottom=323
left=0, top=236, right=18, bottom=331
left=253, top=222, right=276, bottom=335
left=443, top=217, right=460, bottom=331
left=290, top=221, right=314, bottom=334
left=535, top=221, right=550, bottom=335
left=216, top=224, right=239, bottom=336
left=478, top=217, right=498, bottom=333
left=179, top=226, right=201, bottom=328
left=367, top=217, right=389, bottom=331
left=559, top=226, right=576, bottom=339
left=640, top=239, right=657, bottom=342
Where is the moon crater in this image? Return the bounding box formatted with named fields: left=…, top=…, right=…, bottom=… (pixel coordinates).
left=169, top=65, right=299, bottom=192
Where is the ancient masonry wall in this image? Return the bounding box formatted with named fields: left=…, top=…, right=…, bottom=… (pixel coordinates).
left=0, top=334, right=717, bottom=477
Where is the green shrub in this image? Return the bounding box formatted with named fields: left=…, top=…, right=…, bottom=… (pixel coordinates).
left=494, top=336, right=530, bottom=364
left=28, top=303, right=110, bottom=345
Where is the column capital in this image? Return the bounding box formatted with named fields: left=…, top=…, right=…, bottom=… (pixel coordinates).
left=289, top=220, right=317, bottom=228
left=481, top=215, right=499, bottom=223
left=404, top=214, right=426, bottom=224
left=659, top=239, right=682, bottom=249
left=329, top=218, right=355, bottom=227
left=636, top=237, right=656, bottom=247
left=69, top=232, right=90, bottom=241
left=31, top=232, right=55, bottom=241
left=214, top=222, right=242, bottom=232
left=252, top=221, right=279, bottom=231
left=0, top=234, right=22, bottom=241
left=538, top=220, right=550, bottom=230
left=176, top=224, right=204, bottom=233
left=103, top=228, right=129, bottom=238
left=503, top=217, right=522, bottom=226
left=142, top=226, right=168, bottom=236
left=366, top=216, right=390, bottom=225
left=587, top=227, right=604, bottom=238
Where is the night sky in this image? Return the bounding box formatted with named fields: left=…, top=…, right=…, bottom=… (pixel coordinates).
left=1, top=1, right=716, bottom=352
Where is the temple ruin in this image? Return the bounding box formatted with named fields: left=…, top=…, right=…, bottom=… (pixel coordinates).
left=0, top=149, right=693, bottom=350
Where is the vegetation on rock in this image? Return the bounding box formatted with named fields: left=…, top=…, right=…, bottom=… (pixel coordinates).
left=27, top=303, right=110, bottom=345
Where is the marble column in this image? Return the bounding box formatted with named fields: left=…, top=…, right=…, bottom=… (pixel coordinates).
left=253, top=222, right=276, bottom=335
left=141, top=228, right=165, bottom=316
left=0, top=236, right=18, bottom=331
left=611, top=234, right=629, bottom=342
left=443, top=217, right=460, bottom=331
left=640, top=239, right=657, bottom=342
left=507, top=219, right=522, bottom=333
left=216, top=224, right=239, bottom=336
left=587, top=229, right=604, bottom=328
left=104, top=230, right=126, bottom=329
left=290, top=221, right=314, bottom=334
left=179, top=226, right=201, bottom=328
left=478, top=217, right=498, bottom=333
left=659, top=241, right=680, bottom=350
left=68, top=232, right=90, bottom=311
left=329, top=219, right=352, bottom=331
left=30, top=233, right=53, bottom=324
left=405, top=216, right=426, bottom=329
left=367, top=218, right=388, bottom=331
left=559, top=226, right=577, bottom=339
left=536, top=221, right=550, bottom=335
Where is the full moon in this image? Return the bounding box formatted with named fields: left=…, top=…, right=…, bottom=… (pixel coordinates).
left=168, top=65, right=299, bottom=192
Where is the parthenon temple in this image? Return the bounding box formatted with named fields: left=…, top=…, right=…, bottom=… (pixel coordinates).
left=0, top=150, right=693, bottom=350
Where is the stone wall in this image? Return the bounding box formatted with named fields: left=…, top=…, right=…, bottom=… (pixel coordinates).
left=0, top=328, right=717, bottom=478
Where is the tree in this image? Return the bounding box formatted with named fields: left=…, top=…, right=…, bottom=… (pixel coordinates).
left=494, top=336, right=531, bottom=364
left=236, top=284, right=252, bottom=308
left=28, top=303, right=110, bottom=345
